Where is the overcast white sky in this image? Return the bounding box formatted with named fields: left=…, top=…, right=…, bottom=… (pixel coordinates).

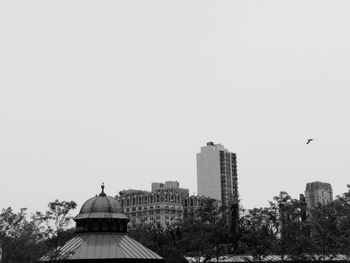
left=1, top=1, right=350, bottom=214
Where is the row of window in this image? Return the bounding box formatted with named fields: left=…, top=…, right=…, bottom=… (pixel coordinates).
left=126, top=209, right=181, bottom=216
left=121, top=196, right=207, bottom=208
left=132, top=215, right=177, bottom=222
left=121, top=193, right=182, bottom=206
left=125, top=205, right=182, bottom=212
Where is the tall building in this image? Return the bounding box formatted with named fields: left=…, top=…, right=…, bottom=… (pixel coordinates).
left=305, top=181, right=333, bottom=209
left=118, top=181, right=209, bottom=226
left=196, top=142, right=238, bottom=210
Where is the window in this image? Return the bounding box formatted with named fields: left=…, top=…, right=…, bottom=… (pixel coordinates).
left=92, top=221, right=99, bottom=231
left=101, top=221, right=108, bottom=231
left=112, top=221, right=118, bottom=232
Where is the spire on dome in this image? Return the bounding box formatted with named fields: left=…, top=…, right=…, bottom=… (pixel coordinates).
left=99, top=182, right=106, bottom=197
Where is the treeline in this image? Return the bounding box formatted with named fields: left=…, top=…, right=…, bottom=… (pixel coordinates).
left=1, top=186, right=349, bottom=263
left=129, top=186, right=350, bottom=263
left=0, top=200, right=77, bottom=263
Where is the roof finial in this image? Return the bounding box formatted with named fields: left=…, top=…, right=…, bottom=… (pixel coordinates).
left=99, top=182, right=106, bottom=197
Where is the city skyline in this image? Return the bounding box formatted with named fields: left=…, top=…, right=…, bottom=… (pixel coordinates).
left=1, top=1, right=350, bottom=214
left=0, top=139, right=347, bottom=213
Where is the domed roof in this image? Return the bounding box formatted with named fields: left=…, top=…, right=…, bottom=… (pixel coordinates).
left=74, top=184, right=129, bottom=220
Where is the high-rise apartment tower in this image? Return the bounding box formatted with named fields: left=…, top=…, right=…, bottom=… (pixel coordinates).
left=305, top=181, right=333, bottom=209
left=196, top=142, right=238, bottom=209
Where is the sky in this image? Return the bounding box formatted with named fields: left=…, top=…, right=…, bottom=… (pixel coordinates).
left=1, top=1, right=350, bottom=214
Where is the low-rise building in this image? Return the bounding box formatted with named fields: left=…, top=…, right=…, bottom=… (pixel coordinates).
left=118, top=181, right=210, bottom=226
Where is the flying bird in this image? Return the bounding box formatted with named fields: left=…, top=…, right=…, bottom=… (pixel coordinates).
left=306, top=138, right=315, bottom=145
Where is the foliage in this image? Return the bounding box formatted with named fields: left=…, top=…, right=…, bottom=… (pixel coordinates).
left=239, top=207, right=277, bottom=260
left=128, top=187, right=350, bottom=262
left=40, top=200, right=77, bottom=261
left=308, top=185, right=350, bottom=257
left=1, top=187, right=350, bottom=263
left=269, top=192, right=317, bottom=261
left=0, top=200, right=77, bottom=263
left=129, top=221, right=184, bottom=263
left=0, top=207, right=46, bottom=263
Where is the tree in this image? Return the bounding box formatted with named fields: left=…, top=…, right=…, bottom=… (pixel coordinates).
left=0, top=207, right=45, bottom=263
left=40, top=200, right=77, bottom=261
left=308, top=185, right=350, bottom=257
left=0, top=200, right=77, bottom=263
left=129, top=221, right=184, bottom=263
left=239, top=207, right=277, bottom=261
left=266, top=191, right=319, bottom=261
left=335, top=184, right=350, bottom=254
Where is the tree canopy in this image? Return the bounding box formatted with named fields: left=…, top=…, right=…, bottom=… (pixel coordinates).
left=0, top=200, right=76, bottom=263
left=1, top=186, right=350, bottom=263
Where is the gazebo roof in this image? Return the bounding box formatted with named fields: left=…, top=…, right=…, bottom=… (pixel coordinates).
left=39, top=233, right=163, bottom=262
left=74, top=184, right=128, bottom=220
left=38, top=184, right=163, bottom=262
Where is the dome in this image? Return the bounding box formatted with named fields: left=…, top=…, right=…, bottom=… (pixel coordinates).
left=38, top=183, right=163, bottom=262
left=74, top=184, right=129, bottom=220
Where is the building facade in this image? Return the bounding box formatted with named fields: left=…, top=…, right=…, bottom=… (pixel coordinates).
left=196, top=142, right=238, bottom=210
left=151, top=181, right=189, bottom=197
left=305, top=181, right=333, bottom=209
left=118, top=181, right=209, bottom=226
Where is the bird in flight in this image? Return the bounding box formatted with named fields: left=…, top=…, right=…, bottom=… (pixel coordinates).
left=306, top=138, right=315, bottom=145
